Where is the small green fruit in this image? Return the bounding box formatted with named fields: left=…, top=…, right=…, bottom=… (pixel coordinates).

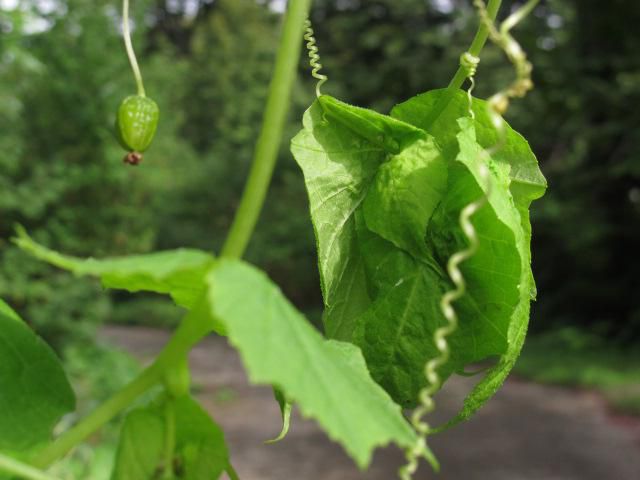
left=116, top=95, right=159, bottom=165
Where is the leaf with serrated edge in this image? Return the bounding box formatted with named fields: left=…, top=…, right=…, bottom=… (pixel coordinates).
left=207, top=259, right=416, bottom=469
left=13, top=227, right=214, bottom=309
left=0, top=299, right=75, bottom=452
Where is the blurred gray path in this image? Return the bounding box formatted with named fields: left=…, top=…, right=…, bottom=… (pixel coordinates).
left=102, top=326, right=640, bottom=480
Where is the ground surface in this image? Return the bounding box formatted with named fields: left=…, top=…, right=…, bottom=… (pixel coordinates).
left=102, top=326, right=640, bottom=480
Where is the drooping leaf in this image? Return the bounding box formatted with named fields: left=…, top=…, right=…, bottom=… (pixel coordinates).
left=291, top=94, right=545, bottom=414
left=206, top=259, right=416, bottom=469
left=13, top=227, right=214, bottom=309
left=290, top=100, right=385, bottom=340
left=112, top=395, right=232, bottom=480
left=0, top=299, right=75, bottom=452
left=433, top=118, right=538, bottom=430
left=391, top=88, right=547, bottom=205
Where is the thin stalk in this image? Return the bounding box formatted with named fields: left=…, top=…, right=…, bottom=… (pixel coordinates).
left=0, top=453, right=61, bottom=480
left=221, top=0, right=312, bottom=259
left=123, top=0, right=146, bottom=96
left=32, top=302, right=212, bottom=468
left=421, top=0, right=502, bottom=130
left=162, top=399, right=177, bottom=479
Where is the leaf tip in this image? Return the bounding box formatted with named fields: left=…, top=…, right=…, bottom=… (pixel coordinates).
left=264, top=400, right=292, bottom=445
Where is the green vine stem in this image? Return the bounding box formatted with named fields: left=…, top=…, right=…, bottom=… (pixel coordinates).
left=221, top=0, right=313, bottom=259
left=0, top=453, right=61, bottom=480
left=162, top=398, right=177, bottom=479
left=32, top=301, right=212, bottom=468
left=122, top=0, right=146, bottom=96
left=422, top=0, right=502, bottom=130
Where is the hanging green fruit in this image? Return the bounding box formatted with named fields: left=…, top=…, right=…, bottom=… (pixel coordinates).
left=117, top=0, right=158, bottom=166
left=116, top=95, right=159, bottom=165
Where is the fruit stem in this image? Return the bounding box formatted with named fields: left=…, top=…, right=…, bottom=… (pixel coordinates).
left=122, top=0, right=146, bottom=97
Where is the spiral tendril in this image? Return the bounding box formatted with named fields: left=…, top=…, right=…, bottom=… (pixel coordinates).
left=399, top=51, right=488, bottom=480
left=401, top=2, right=540, bottom=478
left=474, top=0, right=540, bottom=120
left=303, top=19, right=328, bottom=98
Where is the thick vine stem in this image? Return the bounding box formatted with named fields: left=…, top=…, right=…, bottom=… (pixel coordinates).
left=162, top=398, right=177, bottom=479
left=122, top=0, right=145, bottom=96
left=221, top=0, right=313, bottom=259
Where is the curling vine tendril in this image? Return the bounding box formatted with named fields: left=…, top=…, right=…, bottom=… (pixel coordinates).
left=401, top=1, right=540, bottom=478
left=398, top=49, right=485, bottom=480
left=303, top=19, right=328, bottom=98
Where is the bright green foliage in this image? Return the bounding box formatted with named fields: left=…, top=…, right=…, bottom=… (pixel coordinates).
left=433, top=118, right=536, bottom=429
left=111, top=407, right=165, bottom=479
left=112, top=395, right=232, bottom=479
left=291, top=94, right=545, bottom=410
left=0, top=299, right=75, bottom=452
left=362, top=138, right=448, bottom=260
left=206, top=259, right=416, bottom=468
left=14, top=228, right=215, bottom=309
left=173, top=396, right=231, bottom=479
left=391, top=89, right=547, bottom=206
left=392, top=92, right=547, bottom=424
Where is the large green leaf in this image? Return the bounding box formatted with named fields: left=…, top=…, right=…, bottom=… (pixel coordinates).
left=0, top=299, right=75, bottom=452
left=291, top=95, right=545, bottom=413
left=206, top=259, right=416, bottom=469
left=112, top=395, right=232, bottom=480
left=14, top=228, right=215, bottom=309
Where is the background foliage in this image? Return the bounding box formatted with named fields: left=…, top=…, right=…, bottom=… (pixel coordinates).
left=0, top=0, right=638, bottom=352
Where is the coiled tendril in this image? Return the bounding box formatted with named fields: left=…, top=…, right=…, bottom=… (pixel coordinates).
left=474, top=0, right=540, bottom=122
left=401, top=2, right=540, bottom=479
left=399, top=50, right=486, bottom=480
left=303, top=19, right=328, bottom=98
